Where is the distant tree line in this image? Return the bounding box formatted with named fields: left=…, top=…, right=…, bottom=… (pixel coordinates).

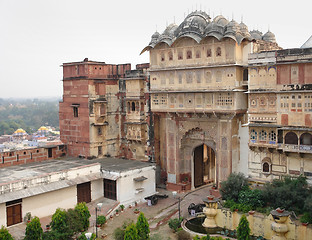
left=0, top=98, right=60, bottom=135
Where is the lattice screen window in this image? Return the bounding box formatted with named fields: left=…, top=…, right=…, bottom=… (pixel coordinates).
left=269, top=130, right=276, bottom=143
left=259, top=130, right=267, bottom=141
left=304, top=95, right=312, bottom=112
left=160, top=95, right=167, bottom=105
left=152, top=94, right=159, bottom=105
left=250, top=129, right=257, bottom=142
left=216, top=93, right=233, bottom=106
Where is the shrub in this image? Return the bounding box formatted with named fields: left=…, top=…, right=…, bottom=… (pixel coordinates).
left=220, top=172, right=249, bottom=201
left=113, top=220, right=133, bottom=240
left=168, top=217, right=183, bottom=232
left=300, top=212, right=312, bottom=223
left=262, top=175, right=309, bottom=213
left=237, top=215, right=250, bottom=240
left=304, top=193, right=312, bottom=216
left=75, top=202, right=91, bottom=231
left=113, top=227, right=125, bottom=240
left=136, top=212, right=150, bottom=240
left=24, top=216, right=43, bottom=240
left=67, top=208, right=84, bottom=234
left=0, top=226, right=14, bottom=240
left=78, top=232, right=96, bottom=240
left=176, top=230, right=191, bottom=240
left=238, top=189, right=265, bottom=209
left=50, top=208, right=69, bottom=234
left=97, top=215, right=106, bottom=225
left=124, top=223, right=139, bottom=240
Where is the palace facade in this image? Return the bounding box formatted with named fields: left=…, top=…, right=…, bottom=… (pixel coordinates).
left=59, top=11, right=312, bottom=191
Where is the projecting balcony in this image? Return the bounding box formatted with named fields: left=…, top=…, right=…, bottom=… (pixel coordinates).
left=277, top=143, right=312, bottom=154
left=249, top=140, right=277, bottom=152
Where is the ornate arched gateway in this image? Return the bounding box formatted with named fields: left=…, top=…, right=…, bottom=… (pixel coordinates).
left=180, top=127, right=218, bottom=188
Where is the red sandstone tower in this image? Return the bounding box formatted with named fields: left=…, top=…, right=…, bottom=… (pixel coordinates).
left=59, top=58, right=131, bottom=158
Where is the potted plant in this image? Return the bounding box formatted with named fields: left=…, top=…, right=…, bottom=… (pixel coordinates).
left=97, top=215, right=106, bottom=227
left=120, top=204, right=125, bottom=212
left=25, top=212, right=32, bottom=223
left=134, top=208, right=140, bottom=214
left=115, top=209, right=119, bottom=216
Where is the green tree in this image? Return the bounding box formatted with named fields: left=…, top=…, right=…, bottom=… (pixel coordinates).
left=0, top=226, right=14, bottom=240
left=220, top=172, right=249, bottom=201
left=74, top=202, right=91, bottom=231
left=124, top=223, right=139, bottom=240
left=50, top=208, right=71, bottom=239
left=24, top=216, right=43, bottom=240
left=136, top=212, right=150, bottom=240
left=237, top=215, right=250, bottom=240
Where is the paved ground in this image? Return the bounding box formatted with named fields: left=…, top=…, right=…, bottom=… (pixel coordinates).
left=8, top=184, right=218, bottom=239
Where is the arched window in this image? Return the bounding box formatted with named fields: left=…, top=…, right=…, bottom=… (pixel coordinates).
left=263, top=162, right=270, bottom=173
left=259, top=130, right=267, bottom=141
left=207, top=49, right=212, bottom=57
left=127, top=102, right=130, bottom=113
left=300, top=133, right=312, bottom=145
left=168, top=51, right=173, bottom=61
left=187, top=50, right=192, bottom=59
left=135, top=102, right=139, bottom=111
left=216, top=47, right=222, bottom=57
left=131, top=102, right=135, bottom=112
left=196, top=50, right=201, bottom=58
left=178, top=51, right=183, bottom=60
left=285, top=132, right=298, bottom=145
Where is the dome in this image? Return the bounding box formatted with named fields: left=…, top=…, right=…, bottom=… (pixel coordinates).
left=38, top=126, right=48, bottom=131
left=13, top=128, right=27, bottom=136
left=213, top=15, right=229, bottom=26
left=225, top=20, right=240, bottom=35
left=205, top=22, right=225, bottom=36
left=162, top=23, right=178, bottom=37
left=151, top=31, right=160, bottom=39
left=239, top=22, right=251, bottom=38
left=262, top=30, right=276, bottom=43
left=250, top=30, right=263, bottom=40
left=175, top=11, right=210, bottom=37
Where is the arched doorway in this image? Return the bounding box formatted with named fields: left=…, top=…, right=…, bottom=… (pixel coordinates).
left=193, top=144, right=216, bottom=188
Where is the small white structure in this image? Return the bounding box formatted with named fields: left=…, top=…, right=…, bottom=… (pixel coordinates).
left=0, top=157, right=156, bottom=227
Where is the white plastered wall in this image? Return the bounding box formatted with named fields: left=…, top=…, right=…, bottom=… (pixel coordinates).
left=22, top=186, right=77, bottom=219
left=91, top=179, right=103, bottom=201
left=116, top=166, right=156, bottom=206
left=0, top=203, right=6, bottom=226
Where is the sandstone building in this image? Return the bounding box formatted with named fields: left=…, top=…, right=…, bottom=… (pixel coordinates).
left=59, top=11, right=312, bottom=191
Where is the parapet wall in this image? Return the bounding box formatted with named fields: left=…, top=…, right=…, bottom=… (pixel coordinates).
left=215, top=209, right=311, bottom=240
left=0, top=145, right=66, bottom=168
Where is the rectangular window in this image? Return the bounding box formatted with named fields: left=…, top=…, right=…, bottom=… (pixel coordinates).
left=48, top=148, right=53, bottom=158
left=73, top=106, right=79, bottom=117
left=98, top=127, right=102, bottom=136
left=98, top=146, right=102, bottom=155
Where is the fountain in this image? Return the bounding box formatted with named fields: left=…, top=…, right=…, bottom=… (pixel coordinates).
left=182, top=195, right=268, bottom=239
left=202, top=195, right=218, bottom=228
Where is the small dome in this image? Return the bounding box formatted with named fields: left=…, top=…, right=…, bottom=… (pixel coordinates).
left=38, top=126, right=48, bottom=131
left=13, top=128, right=27, bottom=135
left=205, top=22, right=224, bottom=35
left=213, top=15, right=229, bottom=26
left=162, top=23, right=178, bottom=38
left=239, top=22, right=250, bottom=38
left=225, top=20, right=240, bottom=35
left=151, top=31, right=160, bottom=39
left=262, top=30, right=276, bottom=43
left=250, top=30, right=263, bottom=40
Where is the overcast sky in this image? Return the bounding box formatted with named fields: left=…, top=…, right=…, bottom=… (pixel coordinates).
left=0, top=0, right=310, bottom=99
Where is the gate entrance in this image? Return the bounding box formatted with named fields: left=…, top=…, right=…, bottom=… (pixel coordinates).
left=194, top=144, right=216, bottom=188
